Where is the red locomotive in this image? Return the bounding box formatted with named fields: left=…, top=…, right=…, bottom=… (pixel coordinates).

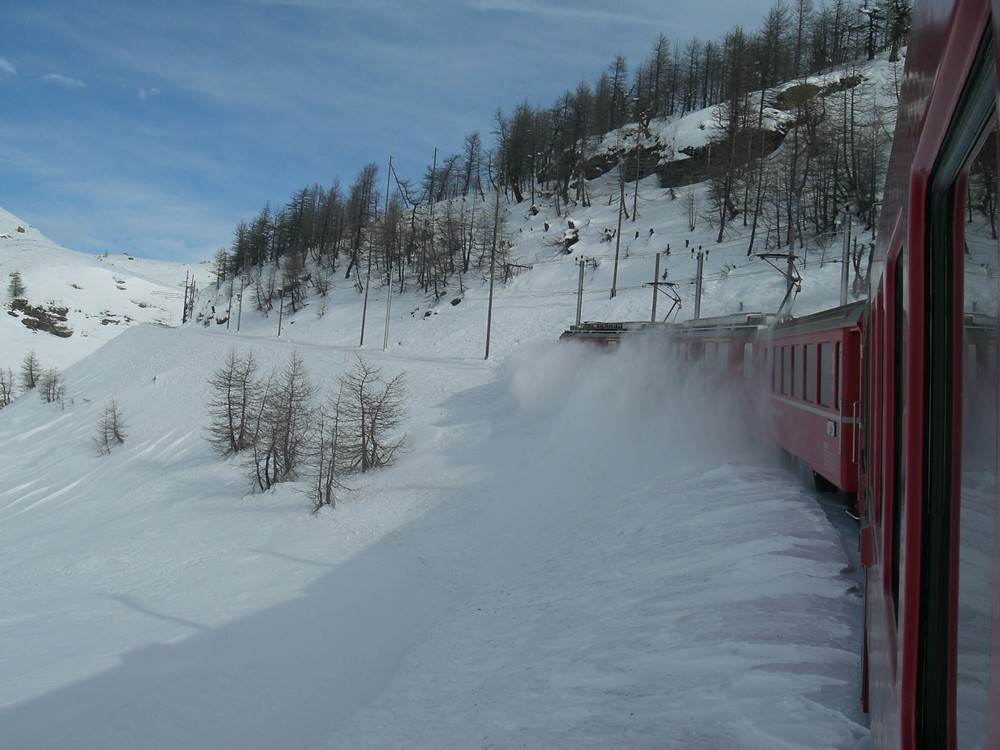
left=561, top=1, right=1000, bottom=744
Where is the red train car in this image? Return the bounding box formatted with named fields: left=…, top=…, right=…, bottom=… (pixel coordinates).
left=759, top=302, right=865, bottom=494
left=660, top=311, right=773, bottom=380
left=561, top=312, right=773, bottom=374
left=861, top=0, right=1000, bottom=746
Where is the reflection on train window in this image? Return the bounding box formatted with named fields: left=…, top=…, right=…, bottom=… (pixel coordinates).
left=793, top=345, right=804, bottom=399
left=805, top=343, right=817, bottom=403
left=835, top=342, right=841, bottom=409
left=774, top=348, right=780, bottom=393
left=819, top=342, right=834, bottom=407
left=957, top=120, right=997, bottom=748
left=783, top=346, right=792, bottom=396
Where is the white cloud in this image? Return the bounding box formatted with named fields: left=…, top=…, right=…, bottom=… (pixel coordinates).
left=467, top=0, right=650, bottom=25
left=138, top=87, right=161, bottom=101
left=0, top=58, right=16, bottom=76
left=41, top=73, right=87, bottom=88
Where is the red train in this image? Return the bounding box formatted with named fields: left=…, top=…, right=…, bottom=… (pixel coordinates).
left=562, top=306, right=864, bottom=494
left=562, top=1, right=1000, bottom=745
left=563, top=305, right=865, bottom=495
left=862, top=0, right=997, bottom=746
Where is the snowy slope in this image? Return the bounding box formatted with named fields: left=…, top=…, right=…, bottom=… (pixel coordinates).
left=0, top=206, right=197, bottom=371
left=0, top=323, right=868, bottom=749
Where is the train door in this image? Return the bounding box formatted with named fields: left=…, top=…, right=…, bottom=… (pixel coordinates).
left=924, top=34, right=998, bottom=748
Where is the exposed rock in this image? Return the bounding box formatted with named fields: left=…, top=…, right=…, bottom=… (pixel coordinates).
left=9, top=298, right=73, bottom=337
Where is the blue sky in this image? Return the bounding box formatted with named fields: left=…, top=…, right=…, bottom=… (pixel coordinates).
left=2, top=1, right=775, bottom=262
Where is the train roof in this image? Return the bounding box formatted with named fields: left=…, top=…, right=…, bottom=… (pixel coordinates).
left=770, top=300, right=867, bottom=336
left=563, top=312, right=776, bottom=340
left=669, top=311, right=774, bottom=333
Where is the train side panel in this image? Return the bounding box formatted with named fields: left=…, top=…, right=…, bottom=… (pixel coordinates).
left=865, top=0, right=999, bottom=746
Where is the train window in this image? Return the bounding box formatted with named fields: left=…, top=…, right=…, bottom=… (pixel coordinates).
left=792, top=345, right=804, bottom=399
left=769, top=347, right=778, bottom=392
left=783, top=346, right=792, bottom=395
left=819, top=342, right=833, bottom=406
left=926, top=35, right=997, bottom=747
left=835, top=342, right=841, bottom=408
left=743, top=342, right=754, bottom=380
left=776, top=348, right=782, bottom=392
left=805, top=343, right=817, bottom=403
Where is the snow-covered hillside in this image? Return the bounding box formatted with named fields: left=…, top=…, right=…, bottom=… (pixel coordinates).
left=0, top=206, right=198, bottom=372
left=0, top=53, right=900, bottom=375
left=0, top=57, right=892, bottom=750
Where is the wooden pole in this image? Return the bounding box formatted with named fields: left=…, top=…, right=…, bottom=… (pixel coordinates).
left=611, top=161, right=625, bottom=298
left=485, top=191, right=500, bottom=359
left=383, top=156, right=394, bottom=351
left=651, top=252, right=661, bottom=322
left=694, top=250, right=704, bottom=319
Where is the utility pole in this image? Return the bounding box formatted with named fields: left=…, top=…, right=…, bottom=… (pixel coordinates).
left=530, top=152, right=535, bottom=205
left=576, top=258, right=585, bottom=325
left=787, top=227, right=797, bottom=294
left=360, top=234, right=372, bottom=346
left=236, top=279, right=244, bottom=333
left=187, top=277, right=196, bottom=323
left=694, top=249, right=705, bottom=319
left=633, top=112, right=649, bottom=222
left=651, top=252, right=661, bottom=322
left=611, top=160, right=626, bottom=298
left=383, top=156, right=394, bottom=351
left=840, top=212, right=852, bottom=306
left=485, top=190, right=500, bottom=360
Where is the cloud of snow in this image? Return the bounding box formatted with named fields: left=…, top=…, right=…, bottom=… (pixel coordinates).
left=498, top=338, right=763, bottom=485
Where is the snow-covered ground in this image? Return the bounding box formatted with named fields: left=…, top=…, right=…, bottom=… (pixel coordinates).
left=0, top=60, right=896, bottom=746
left=0, top=323, right=868, bottom=749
